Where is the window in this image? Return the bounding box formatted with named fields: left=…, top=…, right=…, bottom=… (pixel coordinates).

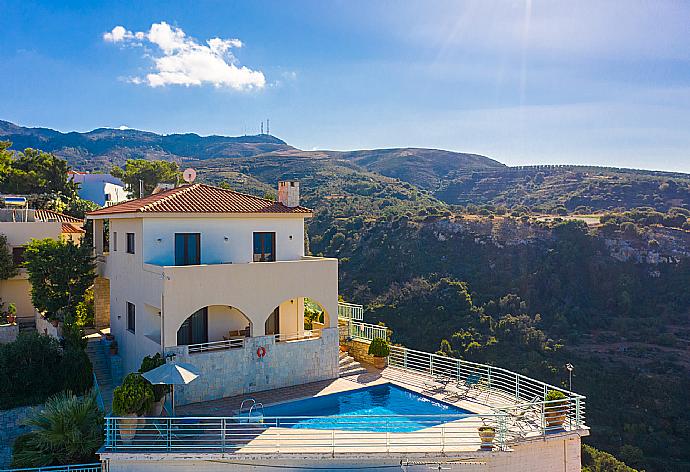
left=253, top=232, right=275, bottom=262
left=177, top=308, right=208, bottom=345
left=12, top=246, right=26, bottom=266
left=126, top=233, right=135, bottom=254
left=126, top=302, right=136, bottom=333
left=175, top=233, right=201, bottom=265
left=113, top=232, right=117, bottom=252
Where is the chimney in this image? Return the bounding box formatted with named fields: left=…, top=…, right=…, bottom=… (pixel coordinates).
left=278, top=181, right=300, bottom=207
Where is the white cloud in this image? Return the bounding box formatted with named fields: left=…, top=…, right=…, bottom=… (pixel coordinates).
left=103, top=22, right=265, bottom=90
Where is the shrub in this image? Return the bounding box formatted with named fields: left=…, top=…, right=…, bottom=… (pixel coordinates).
left=139, top=353, right=169, bottom=402
left=0, top=332, right=63, bottom=409
left=11, top=390, right=104, bottom=468
left=368, top=337, right=390, bottom=358
left=545, top=389, right=567, bottom=402
left=0, top=332, right=93, bottom=410
left=112, top=373, right=154, bottom=416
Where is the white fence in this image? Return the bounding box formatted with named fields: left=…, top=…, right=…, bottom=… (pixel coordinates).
left=342, top=320, right=388, bottom=343
left=337, top=302, right=363, bottom=321
left=387, top=345, right=586, bottom=432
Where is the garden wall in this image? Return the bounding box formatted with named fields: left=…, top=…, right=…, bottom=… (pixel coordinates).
left=0, top=323, right=18, bottom=344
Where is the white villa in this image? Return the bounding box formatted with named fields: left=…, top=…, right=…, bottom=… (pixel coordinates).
left=86, top=181, right=588, bottom=472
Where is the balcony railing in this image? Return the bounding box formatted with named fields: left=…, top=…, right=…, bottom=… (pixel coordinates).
left=387, top=345, right=586, bottom=432
left=188, top=338, right=245, bottom=354
left=0, top=464, right=102, bottom=472
left=184, top=330, right=322, bottom=354
left=104, top=413, right=511, bottom=454
left=341, top=320, right=388, bottom=343
left=337, top=302, right=363, bottom=321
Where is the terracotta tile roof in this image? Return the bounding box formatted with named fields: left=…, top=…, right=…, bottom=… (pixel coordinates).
left=87, top=184, right=312, bottom=216
left=34, top=209, right=83, bottom=223
left=61, top=222, right=86, bottom=234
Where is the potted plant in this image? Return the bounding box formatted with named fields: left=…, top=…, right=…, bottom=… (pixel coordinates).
left=111, top=373, right=154, bottom=443
left=109, top=340, right=119, bottom=356
left=6, top=304, right=16, bottom=324
left=478, top=425, right=496, bottom=450
left=139, top=353, right=169, bottom=416
left=367, top=337, right=390, bottom=369
left=544, top=390, right=568, bottom=429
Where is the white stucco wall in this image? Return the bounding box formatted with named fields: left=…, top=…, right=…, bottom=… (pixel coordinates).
left=101, top=432, right=583, bottom=472
left=102, top=218, right=165, bottom=374
left=142, top=216, right=306, bottom=266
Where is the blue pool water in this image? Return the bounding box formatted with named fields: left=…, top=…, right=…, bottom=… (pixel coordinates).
left=257, top=383, right=470, bottom=432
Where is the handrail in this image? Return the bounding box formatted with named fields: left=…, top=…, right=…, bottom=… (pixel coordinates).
left=337, top=302, right=363, bottom=321
left=273, top=329, right=321, bottom=342
left=342, top=320, right=388, bottom=342
left=386, top=345, right=587, bottom=433
left=103, top=413, right=512, bottom=453
left=187, top=337, right=245, bottom=353
left=0, top=464, right=102, bottom=472
left=92, top=372, right=105, bottom=412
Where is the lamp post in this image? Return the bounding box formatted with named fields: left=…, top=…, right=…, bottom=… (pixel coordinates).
left=565, top=363, right=573, bottom=392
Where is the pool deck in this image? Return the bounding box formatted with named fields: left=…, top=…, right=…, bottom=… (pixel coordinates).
left=177, top=365, right=506, bottom=417
left=102, top=366, right=587, bottom=460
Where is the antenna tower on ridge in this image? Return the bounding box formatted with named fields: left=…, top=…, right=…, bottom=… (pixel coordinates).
left=260, top=121, right=264, bottom=134
left=267, top=119, right=270, bottom=135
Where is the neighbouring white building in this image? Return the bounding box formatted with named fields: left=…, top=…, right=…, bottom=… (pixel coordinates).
left=88, top=181, right=588, bottom=472
left=0, top=207, right=85, bottom=338
left=69, top=172, right=129, bottom=207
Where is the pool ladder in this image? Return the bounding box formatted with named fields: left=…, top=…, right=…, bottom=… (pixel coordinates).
left=239, top=398, right=264, bottom=423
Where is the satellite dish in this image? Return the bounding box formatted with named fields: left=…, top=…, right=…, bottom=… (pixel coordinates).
left=182, top=168, right=197, bottom=183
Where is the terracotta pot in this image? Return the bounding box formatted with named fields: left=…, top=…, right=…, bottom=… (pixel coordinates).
left=478, top=428, right=496, bottom=450
left=545, top=401, right=568, bottom=428
left=118, top=414, right=140, bottom=444
left=110, top=344, right=118, bottom=355
left=371, top=356, right=387, bottom=369
left=339, top=345, right=348, bottom=353
left=7, top=314, right=16, bottom=324
left=50, top=319, right=59, bottom=327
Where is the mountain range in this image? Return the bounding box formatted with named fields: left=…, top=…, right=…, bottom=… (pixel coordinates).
left=2, top=119, right=690, bottom=214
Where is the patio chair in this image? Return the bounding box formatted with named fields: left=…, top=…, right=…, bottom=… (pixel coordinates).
left=443, top=372, right=482, bottom=402
left=504, top=395, right=542, bottom=439
left=422, top=374, right=453, bottom=395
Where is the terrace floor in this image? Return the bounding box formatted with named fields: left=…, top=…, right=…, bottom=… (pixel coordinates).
left=103, top=366, right=587, bottom=458
left=177, top=365, right=509, bottom=417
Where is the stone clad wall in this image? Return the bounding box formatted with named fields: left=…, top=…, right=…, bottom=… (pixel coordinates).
left=0, top=323, right=19, bottom=344
left=0, top=404, right=41, bottom=468
left=169, top=327, right=340, bottom=405
left=94, top=276, right=111, bottom=328
left=343, top=338, right=384, bottom=367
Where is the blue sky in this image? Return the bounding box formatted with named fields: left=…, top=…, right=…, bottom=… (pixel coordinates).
left=1, top=0, right=689, bottom=172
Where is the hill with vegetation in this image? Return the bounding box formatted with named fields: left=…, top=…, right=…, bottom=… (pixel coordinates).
left=3, top=121, right=690, bottom=471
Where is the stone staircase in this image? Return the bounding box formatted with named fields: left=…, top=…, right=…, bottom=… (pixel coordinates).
left=339, top=350, right=368, bottom=377
left=86, top=339, right=113, bottom=413
left=17, top=316, right=35, bottom=333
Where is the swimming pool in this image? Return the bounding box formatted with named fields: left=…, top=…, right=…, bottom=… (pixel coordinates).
left=257, top=383, right=471, bottom=432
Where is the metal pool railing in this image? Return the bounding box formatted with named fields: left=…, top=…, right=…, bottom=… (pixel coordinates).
left=104, top=413, right=510, bottom=454
left=386, top=345, right=586, bottom=434
left=0, top=464, right=102, bottom=472
left=337, top=302, right=363, bottom=321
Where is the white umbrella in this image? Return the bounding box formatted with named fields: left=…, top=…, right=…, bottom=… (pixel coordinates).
left=142, top=361, right=200, bottom=416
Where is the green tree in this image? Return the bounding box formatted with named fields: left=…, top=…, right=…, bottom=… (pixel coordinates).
left=0, top=233, right=18, bottom=280
left=11, top=390, right=104, bottom=468
left=112, top=159, right=180, bottom=198
left=0, top=145, right=77, bottom=198
left=23, top=238, right=95, bottom=322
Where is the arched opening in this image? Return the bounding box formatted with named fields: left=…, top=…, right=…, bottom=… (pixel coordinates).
left=265, top=297, right=330, bottom=341
left=177, top=305, right=252, bottom=347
